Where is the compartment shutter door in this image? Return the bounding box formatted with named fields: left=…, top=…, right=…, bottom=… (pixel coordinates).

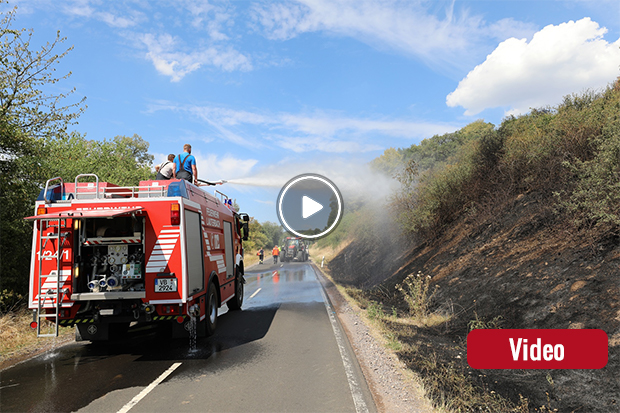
left=185, top=210, right=205, bottom=294
left=223, top=221, right=234, bottom=279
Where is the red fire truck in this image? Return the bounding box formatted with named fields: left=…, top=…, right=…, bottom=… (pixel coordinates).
left=25, top=174, right=249, bottom=341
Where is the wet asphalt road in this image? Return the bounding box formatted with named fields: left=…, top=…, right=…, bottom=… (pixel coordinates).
left=0, top=260, right=375, bottom=413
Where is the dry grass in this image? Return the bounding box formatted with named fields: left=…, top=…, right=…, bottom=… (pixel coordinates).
left=244, top=252, right=261, bottom=268
left=0, top=308, right=73, bottom=368
left=337, top=288, right=527, bottom=413
left=309, top=238, right=352, bottom=266
left=0, top=310, right=37, bottom=357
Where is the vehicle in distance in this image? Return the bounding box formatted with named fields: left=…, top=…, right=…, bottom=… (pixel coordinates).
left=280, top=237, right=308, bottom=262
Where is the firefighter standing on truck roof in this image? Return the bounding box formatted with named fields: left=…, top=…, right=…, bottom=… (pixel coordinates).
left=174, top=144, right=198, bottom=184
left=272, top=245, right=280, bottom=264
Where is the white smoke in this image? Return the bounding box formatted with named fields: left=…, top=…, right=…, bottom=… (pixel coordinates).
left=225, top=157, right=399, bottom=204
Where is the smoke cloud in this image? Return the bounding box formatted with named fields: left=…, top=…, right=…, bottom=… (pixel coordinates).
left=226, top=157, right=399, bottom=205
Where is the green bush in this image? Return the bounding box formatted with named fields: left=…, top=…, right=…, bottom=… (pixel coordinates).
left=394, top=125, right=502, bottom=237
left=391, top=78, right=620, bottom=240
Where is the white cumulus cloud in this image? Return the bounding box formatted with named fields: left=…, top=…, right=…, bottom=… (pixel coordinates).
left=446, top=18, right=620, bottom=116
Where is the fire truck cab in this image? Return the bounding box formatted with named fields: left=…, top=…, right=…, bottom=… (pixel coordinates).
left=25, top=174, right=249, bottom=341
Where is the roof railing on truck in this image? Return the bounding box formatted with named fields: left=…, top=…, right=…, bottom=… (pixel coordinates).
left=75, top=185, right=168, bottom=199
left=41, top=174, right=168, bottom=202
left=73, top=174, right=169, bottom=199
left=214, top=189, right=229, bottom=204
left=40, top=174, right=235, bottom=203
left=73, top=173, right=100, bottom=199
left=43, top=177, right=65, bottom=203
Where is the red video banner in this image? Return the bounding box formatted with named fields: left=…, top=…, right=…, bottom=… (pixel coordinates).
left=467, top=329, right=608, bottom=369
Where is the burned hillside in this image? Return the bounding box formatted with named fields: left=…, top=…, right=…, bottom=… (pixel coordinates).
left=327, top=81, right=620, bottom=411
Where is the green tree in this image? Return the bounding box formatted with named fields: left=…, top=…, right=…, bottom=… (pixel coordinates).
left=0, top=3, right=85, bottom=301
left=261, top=221, right=283, bottom=248
left=43, top=133, right=154, bottom=185
left=402, top=120, right=495, bottom=171
left=244, top=218, right=270, bottom=253
left=370, top=147, right=405, bottom=177
left=0, top=119, right=38, bottom=299
left=0, top=3, right=86, bottom=140
left=0, top=5, right=156, bottom=302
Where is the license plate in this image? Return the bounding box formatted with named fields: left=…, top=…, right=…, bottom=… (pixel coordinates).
left=155, top=278, right=177, bottom=292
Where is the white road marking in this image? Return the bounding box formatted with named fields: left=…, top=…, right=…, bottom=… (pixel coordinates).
left=117, top=362, right=182, bottom=413
left=315, top=271, right=370, bottom=413
left=249, top=288, right=262, bottom=299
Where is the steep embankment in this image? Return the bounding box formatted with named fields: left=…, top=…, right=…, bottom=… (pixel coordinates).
left=329, top=190, right=619, bottom=412
left=328, top=82, right=620, bottom=411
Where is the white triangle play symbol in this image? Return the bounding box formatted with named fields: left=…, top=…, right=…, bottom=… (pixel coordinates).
left=302, top=195, right=323, bottom=219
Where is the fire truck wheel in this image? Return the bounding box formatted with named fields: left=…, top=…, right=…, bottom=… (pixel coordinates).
left=227, top=272, right=244, bottom=311
left=206, top=281, right=218, bottom=336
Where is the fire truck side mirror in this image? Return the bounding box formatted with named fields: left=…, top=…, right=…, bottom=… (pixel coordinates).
left=242, top=222, right=249, bottom=241
left=238, top=213, right=250, bottom=241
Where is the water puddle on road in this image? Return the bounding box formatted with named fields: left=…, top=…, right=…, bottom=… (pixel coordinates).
left=244, top=264, right=325, bottom=307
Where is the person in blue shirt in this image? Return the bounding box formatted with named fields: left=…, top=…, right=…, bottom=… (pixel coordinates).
left=174, top=144, right=198, bottom=184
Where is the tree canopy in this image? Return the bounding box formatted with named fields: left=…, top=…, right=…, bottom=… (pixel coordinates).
left=0, top=5, right=154, bottom=302
left=43, top=133, right=154, bottom=186
left=0, top=4, right=85, bottom=140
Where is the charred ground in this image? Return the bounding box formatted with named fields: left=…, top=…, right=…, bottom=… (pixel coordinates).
left=329, top=190, right=619, bottom=411
left=327, top=82, right=620, bottom=412
left=329, top=188, right=620, bottom=412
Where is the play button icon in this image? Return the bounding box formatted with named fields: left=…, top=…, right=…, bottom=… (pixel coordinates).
left=277, top=174, right=344, bottom=239
left=302, top=196, right=323, bottom=219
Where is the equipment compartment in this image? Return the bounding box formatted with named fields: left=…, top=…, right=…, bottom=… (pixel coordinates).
left=74, top=215, right=146, bottom=294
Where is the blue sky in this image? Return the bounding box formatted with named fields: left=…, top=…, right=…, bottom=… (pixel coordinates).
left=8, top=0, right=620, bottom=223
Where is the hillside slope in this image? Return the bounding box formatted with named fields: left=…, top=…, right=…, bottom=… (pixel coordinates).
left=329, top=190, right=619, bottom=411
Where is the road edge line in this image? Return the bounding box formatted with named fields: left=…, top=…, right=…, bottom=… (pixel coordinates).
left=313, top=268, right=370, bottom=413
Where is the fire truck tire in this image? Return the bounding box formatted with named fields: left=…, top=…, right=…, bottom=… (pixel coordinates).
left=227, top=269, right=244, bottom=311
left=206, top=281, right=218, bottom=336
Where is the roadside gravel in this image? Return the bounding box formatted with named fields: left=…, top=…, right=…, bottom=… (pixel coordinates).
left=313, top=264, right=435, bottom=413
